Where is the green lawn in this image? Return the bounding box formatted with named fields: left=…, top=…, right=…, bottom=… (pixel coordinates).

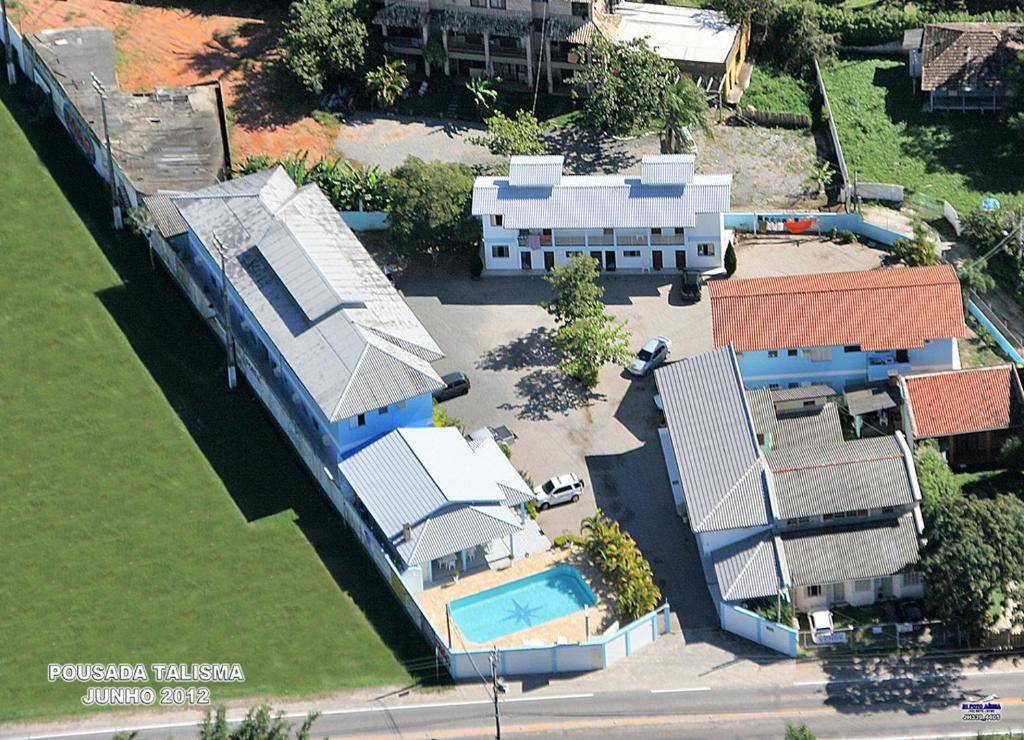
left=0, top=85, right=430, bottom=722
left=741, top=65, right=814, bottom=121
left=822, top=57, right=1024, bottom=214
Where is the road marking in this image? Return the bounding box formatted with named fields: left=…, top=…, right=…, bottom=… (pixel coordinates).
left=2, top=694, right=596, bottom=740
left=650, top=687, right=712, bottom=694
left=795, top=666, right=1024, bottom=688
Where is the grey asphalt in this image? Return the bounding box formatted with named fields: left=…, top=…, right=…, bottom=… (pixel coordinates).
left=397, top=237, right=888, bottom=635
left=9, top=667, right=1023, bottom=739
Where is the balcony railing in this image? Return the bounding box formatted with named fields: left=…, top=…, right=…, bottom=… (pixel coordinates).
left=490, top=45, right=527, bottom=59
left=513, top=231, right=691, bottom=249
left=447, top=41, right=486, bottom=55
left=385, top=36, right=425, bottom=51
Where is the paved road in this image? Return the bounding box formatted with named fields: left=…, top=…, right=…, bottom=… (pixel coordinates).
left=8, top=667, right=1023, bottom=739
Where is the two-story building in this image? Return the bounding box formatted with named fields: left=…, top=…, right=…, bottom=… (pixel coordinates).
left=472, top=154, right=733, bottom=275
left=710, top=265, right=967, bottom=390
left=374, top=0, right=749, bottom=98
left=144, top=167, right=446, bottom=476
left=655, top=345, right=925, bottom=618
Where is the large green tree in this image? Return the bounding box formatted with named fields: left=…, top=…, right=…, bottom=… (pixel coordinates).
left=662, top=77, right=712, bottom=154
left=555, top=312, right=632, bottom=388
left=385, top=156, right=477, bottom=260
left=543, top=254, right=606, bottom=325
left=921, top=494, right=1024, bottom=642
left=543, top=255, right=632, bottom=388
left=279, top=0, right=368, bottom=94
left=366, top=58, right=409, bottom=110
left=568, top=37, right=677, bottom=136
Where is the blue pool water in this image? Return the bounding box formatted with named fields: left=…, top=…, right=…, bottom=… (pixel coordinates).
left=449, top=564, right=598, bottom=643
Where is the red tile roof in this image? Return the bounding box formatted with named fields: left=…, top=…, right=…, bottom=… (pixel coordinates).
left=709, top=265, right=966, bottom=352
left=920, top=23, right=1024, bottom=93
left=904, top=365, right=1024, bottom=438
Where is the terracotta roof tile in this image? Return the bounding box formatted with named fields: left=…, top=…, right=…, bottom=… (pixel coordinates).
left=904, top=365, right=1024, bottom=438
left=709, top=265, right=966, bottom=352
left=920, top=22, right=1024, bottom=92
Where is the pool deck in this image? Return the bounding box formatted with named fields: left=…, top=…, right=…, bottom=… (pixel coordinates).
left=419, top=546, right=618, bottom=650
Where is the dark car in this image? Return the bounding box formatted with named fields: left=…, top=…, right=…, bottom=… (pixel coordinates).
left=433, top=371, right=471, bottom=402
left=678, top=270, right=704, bottom=303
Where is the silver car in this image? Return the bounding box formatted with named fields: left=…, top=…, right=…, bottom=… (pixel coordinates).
left=627, top=336, right=672, bottom=377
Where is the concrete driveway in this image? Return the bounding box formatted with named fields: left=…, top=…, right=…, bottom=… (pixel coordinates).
left=396, top=236, right=887, bottom=635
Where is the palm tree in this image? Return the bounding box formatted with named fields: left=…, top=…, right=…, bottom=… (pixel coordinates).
left=366, top=58, right=408, bottom=110
left=465, top=76, right=498, bottom=117
left=957, top=257, right=996, bottom=303
left=661, top=77, right=712, bottom=154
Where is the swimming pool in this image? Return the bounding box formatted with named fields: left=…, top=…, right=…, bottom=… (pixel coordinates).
left=448, top=564, right=597, bottom=643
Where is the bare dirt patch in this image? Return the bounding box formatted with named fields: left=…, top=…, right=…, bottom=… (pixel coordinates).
left=14, top=0, right=335, bottom=159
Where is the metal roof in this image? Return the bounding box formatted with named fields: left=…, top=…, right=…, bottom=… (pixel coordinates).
left=339, top=428, right=530, bottom=566
left=844, top=382, right=902, bottom=416
left=770, top=384, right=836, bottom=402
left=30, top=28, right=229, bottom=196
left=640, top=154, right=695, bottom=185
left=781, top=514, right=921, bottom=586
left=710, top=529, right=787, bottom=601
left=472, top=169, right=732, bottom=230
left=654, top=346, right=774, bottom=533
left=508, top=156, right=564, bottom=187
left=709, top=265, right=966, bottom=352
left=768, top=435, right=919, bottom=520
left=170, top=168, right=443, bottom=420
left=745, top=390, right=844, bottom=450
left=143, top=194, right=189, bottom=238
left=612, top=3, right=740, bottom=65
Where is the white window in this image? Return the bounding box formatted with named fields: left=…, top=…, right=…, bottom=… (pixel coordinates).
left=491, top=214, right=503, bottom=227
left=696, top=242, right=715, bottom=256
left=491, top=245, right=510, bottom=259
left=806, top=347, right=833, bottom=362
left=349, top=413, right=366, bottom=429
left=854, top=579, right=872, bottom=593
left=806, top=585, right=822, bottom=597
left=622, top=250, right=642, bottom=258
left=768, top=350, right=779, bottom=358
left=902, top=571, right=922, bottom=587
left=378, top=406, right=388, bottom=416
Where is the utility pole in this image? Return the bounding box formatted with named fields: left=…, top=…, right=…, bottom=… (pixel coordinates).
left=490, top=645, right=501, bottom=740
left=1, top=0, right=15, bottom=85
left=90, top=72, right=122, bottom=230
left=977, top=207, right=1024, bottom=265
left=212, top=233, right=238, bottom=389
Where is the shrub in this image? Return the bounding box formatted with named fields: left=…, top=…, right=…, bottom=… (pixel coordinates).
left=891, top=224, right=940, bottom=267
left=432, top=401, right=464, bottom=432
left=724, top=242, right=737, bottom=276
left=580, top=511, right=661, bottom=621
left=836, top=229, right=857, bottom=244
left=914, top=443, right=961, bottom=513
left=385, top=157, right=477, bottom=261
left=470, top=110, right=546, bottom=156
left=525, top=498, right=539, bottom=520
left=553, top=532, right=585, bottom=548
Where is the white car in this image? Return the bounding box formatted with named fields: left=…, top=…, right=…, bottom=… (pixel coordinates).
left=627, top=336, right=672, bottom=377
left=533, top=474, right=585, bottom=510
left=809, top=609, right=835, bottom=643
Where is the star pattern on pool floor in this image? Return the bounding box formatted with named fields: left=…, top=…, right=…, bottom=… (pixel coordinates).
left=502, top=598, right=543, bottom=628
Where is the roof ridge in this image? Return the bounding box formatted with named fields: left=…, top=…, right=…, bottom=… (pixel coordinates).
left=695, top=458, right=764, bottom=530
left=906, top=364, right=1011, bottom=380
left=722, top=535, right=773, bottom=600
left=770, top=452, right=902, bottom=473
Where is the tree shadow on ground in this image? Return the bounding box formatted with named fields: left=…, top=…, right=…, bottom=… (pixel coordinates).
left=1, top=83, right=446, bottom=683
left=541, top=126, right=647, bottom=175
left=813, top=653, right=1014, bottom=715
left=873, top=63, right=1022, bottom=199
left=499, top=367, right=600, bottom=421
left=477, top=326, right=559, bottom=371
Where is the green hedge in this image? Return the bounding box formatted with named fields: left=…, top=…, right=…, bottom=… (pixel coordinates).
left=817, top=6, right=1024, bottom=47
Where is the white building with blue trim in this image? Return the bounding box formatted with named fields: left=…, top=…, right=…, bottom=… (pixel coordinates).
left=709, top=265, right=967, bottom=390
left=471, top=154, right=733, bottom=275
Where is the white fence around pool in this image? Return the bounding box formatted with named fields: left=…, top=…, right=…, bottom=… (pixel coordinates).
left=448, top=605, right=673, bottom=679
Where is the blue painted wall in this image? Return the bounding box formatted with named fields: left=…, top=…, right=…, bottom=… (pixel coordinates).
left=724, top=212, right=909, bottom=246
left=738, top=339, right=958, bottom=390
left=181, top=230, right=434, bottom=464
